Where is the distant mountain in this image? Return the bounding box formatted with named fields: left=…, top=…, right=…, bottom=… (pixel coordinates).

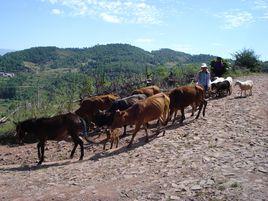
left=151, top=48, right=192, bottom=64
left=0, top=44, right=218, bottom=73
left=151, top=48, right=215, bottom=64
left=0, top=49, right=15, bottom=56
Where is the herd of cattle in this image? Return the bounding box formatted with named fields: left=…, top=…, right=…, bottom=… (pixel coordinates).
left=14, top=76, right=254, bottom=165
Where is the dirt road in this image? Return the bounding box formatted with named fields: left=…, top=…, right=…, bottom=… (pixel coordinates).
left=0, top=74, right=267, bottom=200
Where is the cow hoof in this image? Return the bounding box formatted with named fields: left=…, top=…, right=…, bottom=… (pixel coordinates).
left=37, top=162, right=42, bottom=166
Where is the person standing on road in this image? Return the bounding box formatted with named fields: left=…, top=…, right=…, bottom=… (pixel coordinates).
left=196, top=63, right=211, bottom=92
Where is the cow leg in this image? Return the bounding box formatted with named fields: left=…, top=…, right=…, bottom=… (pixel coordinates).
left=168, top=108, right=174, bottom=123
left=143, top=123, right=149, bottom=143
left=172, top=110, right=178, bottom=124
left=115, top=136, right=119, bottom=148
left=70, top=129, right=84, bottom=160
left=202, top=100, right=207, bottom=117
left=180, top=108, right=185, bottom=124
left=156, top=119, right=160, bottom=127
left=191, top=104, right=195, bottom=116
left=37, top=142, right=41, bottom=160
left=70, top=136, right=84, bottom=160
left=70, top=142, right=78, bottom=159
left=122, top=125, right=127, bottom=136
left=103, top=140, right=107, bottom=150
left=110, top=138, right=114, bottom=149
left=127, top=124, right=141, bottom=148
left=38, top=141, right=45, bottom=165
left=158, top=117, right=166, bottom=136
left=159, top=118, right=167, bottom=136
left=77, top=137, right=84, bottom=160
left=196, top=103, right=203, bottom=119
left=103, top=132, right=110, bottom=150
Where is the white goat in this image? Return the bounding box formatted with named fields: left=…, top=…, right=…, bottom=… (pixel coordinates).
left=225, top=77, right=233, bottom=94
left=225, top=77, right=233, bottom=85
left=234, top=80, right=253, bottom=97
left=210, top=77, right=225, bottom=85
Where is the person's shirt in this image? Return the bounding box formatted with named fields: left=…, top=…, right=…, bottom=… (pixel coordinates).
left=197, top=70, right=211, bottom=86
left=215, top=61, right=223, bottom=71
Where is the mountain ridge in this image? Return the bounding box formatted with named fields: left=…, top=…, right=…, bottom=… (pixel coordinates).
left=0, top=44, right=217, bottom=73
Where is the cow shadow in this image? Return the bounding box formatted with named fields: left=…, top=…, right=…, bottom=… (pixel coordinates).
left=233, top=96, right=248, bottom=99
left=0, top=160, right=73, bottom=172
left=164, top=118, right=196, bottom=131
left=88, top=131, right=162, bottom=162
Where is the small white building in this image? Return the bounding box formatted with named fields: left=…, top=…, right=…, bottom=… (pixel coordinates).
left=0, top=72, right=15, bottom=77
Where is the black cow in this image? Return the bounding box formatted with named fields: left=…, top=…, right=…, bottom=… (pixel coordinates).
left=93, top=94, right=147, bottom=135
left=211, top=80, right=231, bottom=97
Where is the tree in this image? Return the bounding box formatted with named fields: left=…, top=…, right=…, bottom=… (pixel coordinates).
left=261, top=61, right=268, bottom=72
left=233, top=49, right=261, bottom=72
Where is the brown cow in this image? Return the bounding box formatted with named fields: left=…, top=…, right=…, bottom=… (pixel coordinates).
left=15, top=113, right=85, bottom=165
left=75, top=94, right=119, bottom=124
left=111, top=92, right=170, bottom=147
left=132, top=85, right=160, bottom=97
left=103, top=128, right=120, bottom=150
left=168, top=85, right=207, bottom=124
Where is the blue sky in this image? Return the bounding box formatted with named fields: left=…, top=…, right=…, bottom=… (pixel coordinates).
left=1, top=0, right=268, bottom=60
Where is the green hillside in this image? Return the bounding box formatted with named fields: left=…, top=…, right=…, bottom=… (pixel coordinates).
left=0, top=44, right=216, bottom=74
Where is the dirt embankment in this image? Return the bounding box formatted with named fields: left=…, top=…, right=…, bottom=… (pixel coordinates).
left=0, top=74, right=267, bottom=201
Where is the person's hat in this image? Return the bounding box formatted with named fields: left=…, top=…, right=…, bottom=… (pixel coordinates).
left=200, top=63, right=208, bottom=68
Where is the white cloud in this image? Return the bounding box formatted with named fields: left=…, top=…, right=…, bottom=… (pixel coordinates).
left=51, top=8, right=63, bottom=15
left=100, top=13, right=121, bottom=24
left=48, top=0, right=58, bottom=4
left=254, top=0, right=268, bottom=9
left=42, top=0, right=161, bottom=25
left=260, top=12, right=268, bottom=20
left=135, top=38, right=154, bottom=43
left=253, top=0, right=268, bottom=20
left=217, top=10, right=254, bottom=29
